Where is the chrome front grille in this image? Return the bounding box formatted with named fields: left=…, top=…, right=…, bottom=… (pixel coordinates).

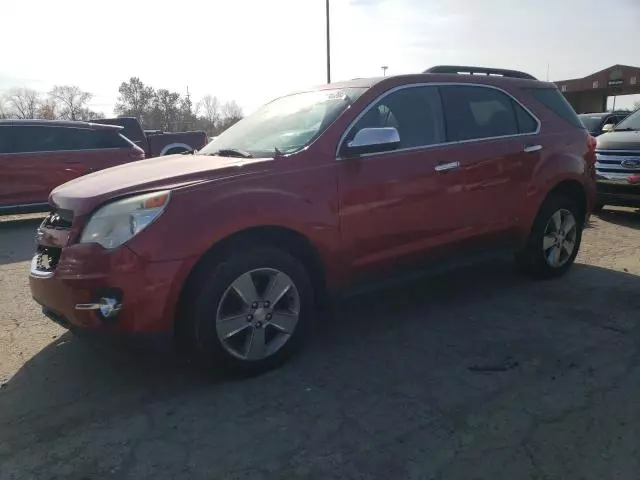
left=30, top=246, right=62, bottom=277
left=595, top=151, right=640, bottom=181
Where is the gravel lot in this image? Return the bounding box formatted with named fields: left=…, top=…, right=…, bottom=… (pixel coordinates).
left=1, top=209, right=639, bottom=480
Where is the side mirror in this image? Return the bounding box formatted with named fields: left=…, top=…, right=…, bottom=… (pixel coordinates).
left=602, top=123, right=615, bottom=133
left=343, top=127, right=400, bottom=156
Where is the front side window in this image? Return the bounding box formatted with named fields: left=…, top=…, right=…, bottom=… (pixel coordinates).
left=344, top=85, right=445, bottom=150
left=614, top=109, right=640, bottom=131
left=440, top=85, right=521, bottom=141
left=72, top=129, right=132, bottom=149
left=199, top=87, right=367, bottom=158
left=579, top=114, right=605, bottom=131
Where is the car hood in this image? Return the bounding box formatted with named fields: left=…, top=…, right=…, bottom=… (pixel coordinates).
left=596, top=131, right=640, bottom=151
left=50, top=153, right=271, bottom=216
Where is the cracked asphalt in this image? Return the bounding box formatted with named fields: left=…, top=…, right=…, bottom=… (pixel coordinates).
left=1, top=209, right=639, bottom=480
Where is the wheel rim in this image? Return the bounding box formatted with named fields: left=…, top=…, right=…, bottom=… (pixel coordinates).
left=215, top=268, right=300, bottom=360
left=543, top=208, right=578, bottom=268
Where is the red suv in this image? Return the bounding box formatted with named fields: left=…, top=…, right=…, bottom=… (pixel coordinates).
left=0, top=120, right=144, bottom=214
left=29, top=66, right=596, bottom=374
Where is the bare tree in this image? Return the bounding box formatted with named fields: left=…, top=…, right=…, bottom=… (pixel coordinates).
left=0, top=95, right=10, bottom=119
left=215, top=100, right=244, bottom=133
left=6, top=88, right=41, bottom=119
left=197, top=95, right=221, bottom=126
left=49, top=85, right=93, bottom=121
left=221, top=100, right=243, bottom=121
left=37, top=99, right=58, bottom=120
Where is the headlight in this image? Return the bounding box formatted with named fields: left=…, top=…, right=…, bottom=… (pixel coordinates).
left=80, top=191, right=170, bottom=249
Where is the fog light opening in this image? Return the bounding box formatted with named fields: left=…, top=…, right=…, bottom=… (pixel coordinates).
left=99, top=297, right=121, bottom=318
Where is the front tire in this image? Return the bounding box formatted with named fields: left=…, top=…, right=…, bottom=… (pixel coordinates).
left=516, top=193, right=583, bottom=279
left=187, top=247, right=314, bottom=375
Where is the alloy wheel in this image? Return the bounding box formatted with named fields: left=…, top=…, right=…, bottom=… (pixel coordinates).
left=542, top=209, right=578, bottom=268
left=215, top=268, right=300, bottom=360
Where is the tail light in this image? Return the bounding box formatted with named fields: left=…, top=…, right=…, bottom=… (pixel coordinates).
left=587, top=134, right=597, bottom=156
left=586, top=134, right=597, bottom=179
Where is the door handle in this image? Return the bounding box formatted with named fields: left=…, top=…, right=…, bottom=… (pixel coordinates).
left=523, top=144, right=543, bottom=153
left=434, top=161, right=460, bottom=172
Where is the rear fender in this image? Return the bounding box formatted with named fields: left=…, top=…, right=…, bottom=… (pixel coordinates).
left=518, top=151, right=590, bottom=235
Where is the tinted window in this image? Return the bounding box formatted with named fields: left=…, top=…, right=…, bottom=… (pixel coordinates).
left=527, top=88, right=583, bottom=129
left=70, top=129, right=131, bottom=149
left=440, top=86, right=519, bottom=141
left=579, top=114, right=605, bottom=131
left=0, top=127, right=11, bottom=154
left=346, top=86, right=445, bottom=149
left=11, top=126, right=69, bottom=153
left=0, top=126, right=131, bottom=153
left=513, top=101, right=538, bottom=133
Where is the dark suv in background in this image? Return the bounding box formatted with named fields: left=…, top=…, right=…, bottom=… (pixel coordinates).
left=0, top=120, right=145, bottom=214
left=30, top=66, right=596, bottom=374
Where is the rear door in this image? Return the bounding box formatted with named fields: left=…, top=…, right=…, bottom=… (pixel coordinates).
left=437, top=84, right=541, bottom=243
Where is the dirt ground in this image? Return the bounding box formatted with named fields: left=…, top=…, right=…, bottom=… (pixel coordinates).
left=1, top=209, right=639, bottom=480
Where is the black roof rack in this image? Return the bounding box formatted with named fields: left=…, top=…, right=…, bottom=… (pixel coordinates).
left=424, top=65, right=537, bottom=80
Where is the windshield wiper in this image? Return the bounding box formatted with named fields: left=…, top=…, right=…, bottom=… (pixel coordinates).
left=210, top=148, right=253, bottom=158
left=613, top=128, right=639, bottom=132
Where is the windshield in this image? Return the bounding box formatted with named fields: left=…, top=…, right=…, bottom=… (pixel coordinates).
left=613, top=109, right=640, bottom=131
left=199, top=88, right=367, bottom=158
left=578, top=114, right=605, bottom=131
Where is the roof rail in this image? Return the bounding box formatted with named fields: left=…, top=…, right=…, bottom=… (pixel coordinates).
left=424, top=65, right=537, bottom=80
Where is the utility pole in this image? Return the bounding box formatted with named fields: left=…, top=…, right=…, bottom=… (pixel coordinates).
left=546, top=62, right=550, bottom=82
left=326, top=0, right=331, bottom=84
left=382, top=66, right=388, bottom=77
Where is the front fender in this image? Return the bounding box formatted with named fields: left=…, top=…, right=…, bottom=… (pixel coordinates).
left=128, top=165, right=341, bottom=277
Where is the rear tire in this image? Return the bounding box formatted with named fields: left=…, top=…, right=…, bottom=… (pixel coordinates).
left=185, top=247, right=314, bottom=375
left=516, top=193, right=583, bottom=280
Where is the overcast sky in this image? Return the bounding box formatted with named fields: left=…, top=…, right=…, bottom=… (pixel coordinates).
left=2, top=0, right=639, bottom=116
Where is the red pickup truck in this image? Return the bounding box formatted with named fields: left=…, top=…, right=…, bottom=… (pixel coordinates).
left=92, top=117, right=207, bottom=157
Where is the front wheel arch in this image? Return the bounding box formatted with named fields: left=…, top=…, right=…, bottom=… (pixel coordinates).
left=174, top=226, right=327, bottom=350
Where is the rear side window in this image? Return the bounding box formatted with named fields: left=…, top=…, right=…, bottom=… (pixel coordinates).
left=440, top=86, right=520, bottom=141
left=0, top=127, right=11, bottom=153
left=11, top=126, right=69, bottom=153
left=527, top=88, right=583, bottom=129
left=513, top=101, right=538, bottom=133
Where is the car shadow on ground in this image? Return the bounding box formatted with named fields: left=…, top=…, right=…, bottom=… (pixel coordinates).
left=2, top=262, right=639, bottom=435
left=0, top=216, right=44, bottom=265
left=597, top=208, right=640, bottom=230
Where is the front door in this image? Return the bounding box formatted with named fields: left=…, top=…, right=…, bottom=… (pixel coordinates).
left=336, top=84, right=470, bottom=280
